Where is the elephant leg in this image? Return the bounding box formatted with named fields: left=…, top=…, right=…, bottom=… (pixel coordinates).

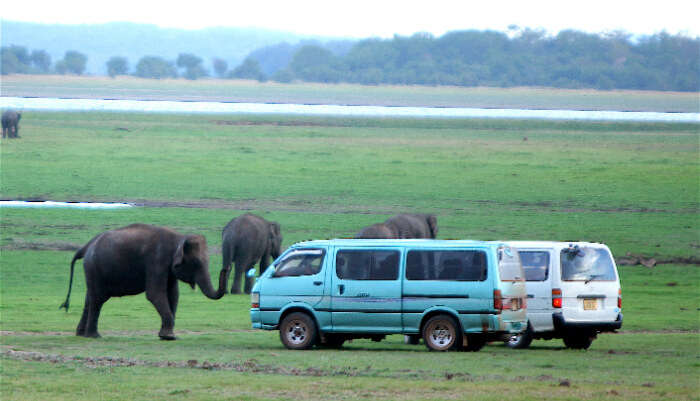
left=167, top=277, right=179, bottom=319
left=147, top=290, right=176, bottom=340
left=231, top=260, right=245, bottom=294
left=76, top=294, right=90, bottom=336
left=84, top=294, right=107, bottom=338
left=243, top=260, right=258, bottom=294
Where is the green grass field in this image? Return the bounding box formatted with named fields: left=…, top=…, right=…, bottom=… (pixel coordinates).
left=1, top=109, right=699, bottom=400
left=3, top=74, right=699, bottom=112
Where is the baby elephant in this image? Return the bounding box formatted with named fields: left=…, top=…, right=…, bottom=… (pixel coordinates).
left=2, top=110, right=22, bottom=138
left=222, top=213, right=282, bottom=294
left=60, top=224, right=231, bottom=340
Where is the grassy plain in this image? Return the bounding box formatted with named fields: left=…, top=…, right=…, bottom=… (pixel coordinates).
left=3, top=74, right=700, bottom=112
left=1, top=110, right=699, bottom=400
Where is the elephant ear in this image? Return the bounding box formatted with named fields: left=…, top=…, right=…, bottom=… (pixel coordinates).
left=269, top=222, right=281, bottom=238
left=172, top=235, right=206, bottom=287
left=426, top=215, right=438, bottom=238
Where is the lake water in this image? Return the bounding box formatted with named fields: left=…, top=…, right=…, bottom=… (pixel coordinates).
left=0, top=200, right=132, bottom=209
left=1, top=96, right=698, bottom=123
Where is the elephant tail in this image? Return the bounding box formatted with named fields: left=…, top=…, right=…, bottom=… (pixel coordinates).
left=59, top=243, right=89, bottom=312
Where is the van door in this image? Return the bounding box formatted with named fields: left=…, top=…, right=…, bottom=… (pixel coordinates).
left=402, top=248, right=491, bottom=333
left=518, top=249, right=554, bottom=331
left=330, top=248, right=402, bottom=333
left=260, top=248, right=327, bottom=311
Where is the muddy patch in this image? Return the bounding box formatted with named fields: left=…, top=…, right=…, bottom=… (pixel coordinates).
left=1, top=239, right=81, bottom=252
left=212, top=120, right=346, bottom=127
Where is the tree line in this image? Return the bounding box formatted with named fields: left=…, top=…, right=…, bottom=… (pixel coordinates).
left=2, top=29, right=698, bottom=91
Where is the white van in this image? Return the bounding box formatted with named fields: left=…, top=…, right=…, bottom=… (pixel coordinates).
left=505, top=242, right=622, bottom=349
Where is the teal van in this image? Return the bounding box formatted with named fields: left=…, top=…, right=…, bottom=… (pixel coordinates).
left=250, top=239, right=527, bottom=351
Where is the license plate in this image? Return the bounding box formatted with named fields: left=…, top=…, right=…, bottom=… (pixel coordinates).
left=583, top=298, right=598, bottom=310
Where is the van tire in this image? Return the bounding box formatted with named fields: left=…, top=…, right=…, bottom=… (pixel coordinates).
left=422, top=315, right=462, bottom=351
left=563, top=333, right=594, bottom=350
left=506, top=322, right=534, bottom=349
left=279, top=312, right=317, bottom=350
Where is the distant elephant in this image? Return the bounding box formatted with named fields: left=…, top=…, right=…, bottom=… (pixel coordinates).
left=222, top=213, right=282, bottom=294
left=355, top=213, right=438, bottom=239
left=59, top=224, right=231, bottom=340
left=1, top=110, right=22, bottom=138
left=355, top=222, right=395, bottom=239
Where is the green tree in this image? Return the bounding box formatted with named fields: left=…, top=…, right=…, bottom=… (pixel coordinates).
left=176, top=53, right=207, bottom=80
left=106, top=56, right=129, bottom=77
left=1, top=45, right=31, bottom=74
left=62, top=50, right=87, bottom=75
left=134, top=56, right=177, bottom=79
left=30, top=50, right=52, bottom=73
left=212, top=58, right=228, bottom=78
left=289, top=45, right=342, bottom=83
left=230, top=57, right=266, bottom=81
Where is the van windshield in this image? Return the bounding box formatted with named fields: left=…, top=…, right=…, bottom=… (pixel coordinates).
left=560, top=246, right=616, bottom=282
left=498, top=246, right=524, bottom=282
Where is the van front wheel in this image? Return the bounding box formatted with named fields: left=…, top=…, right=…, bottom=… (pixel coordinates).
left=423, top=315, right=462, bottom=351
left=279, top=312, right=317, bottom=350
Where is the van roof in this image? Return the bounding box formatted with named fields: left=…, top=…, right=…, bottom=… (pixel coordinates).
left=506, top=241, right=611, bottom=250
left=291, top=239, right=508, bottom=249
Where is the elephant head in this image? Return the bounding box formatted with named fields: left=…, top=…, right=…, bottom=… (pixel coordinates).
left=425, top=214, right=438, bottom=239
left=268, top=222, right=283, bottom=259
left=172, top=235, right=230, bottom=299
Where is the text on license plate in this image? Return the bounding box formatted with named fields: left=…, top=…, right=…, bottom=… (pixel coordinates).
left=583, top=299, right=598, bottom=310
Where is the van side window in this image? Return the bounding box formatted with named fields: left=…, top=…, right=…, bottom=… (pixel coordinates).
left=336, top=250, right=399, bottom=280
left=519, top=251, right=550, bottom=281
left=273, top=249, right=325, bottom=277
left=406, top=250, right=487, bottom=281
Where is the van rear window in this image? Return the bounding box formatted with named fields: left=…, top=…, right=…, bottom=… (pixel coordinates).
left=406, top=250, right=487, bottom=281
left=336, top=250, right=399, bottom=280
left=519, top=251, right=550, bottom=281
left=560, top=246, right=616, bottom=282
left=498, top=246, right=524, bottom=282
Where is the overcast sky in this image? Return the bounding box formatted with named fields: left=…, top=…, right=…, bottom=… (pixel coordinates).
left=3, top=0, right=698, bottom=38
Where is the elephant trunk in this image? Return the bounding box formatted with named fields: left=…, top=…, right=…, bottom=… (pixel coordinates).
left=196, top=266, right=231, bottom=300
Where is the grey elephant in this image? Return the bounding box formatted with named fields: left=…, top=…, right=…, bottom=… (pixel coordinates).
left=222, top=213, right=282, bottom=294
left=356, top=213, right=438, bottom=239
left=59, top=224, right=231, bottom=340
left=1, top=110, right=22, bottom=138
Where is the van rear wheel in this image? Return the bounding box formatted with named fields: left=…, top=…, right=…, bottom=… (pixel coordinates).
left=279, top=312, right=317, bottom=350
left=422, top=315, right=462, bottom=351
left=506, top=322, right=534, bottom=349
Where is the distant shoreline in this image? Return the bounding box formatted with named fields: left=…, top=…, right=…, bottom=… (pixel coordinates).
left=2, top=75, right=698, bottom=113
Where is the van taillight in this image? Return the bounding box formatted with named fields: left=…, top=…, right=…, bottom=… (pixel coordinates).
left=251, top=292, right=260, bottom=309
left=494, top=289, right=503, bottom=313
left=617, top=288, right=622, bottom=309
left=552, top=288, right=562, bottom=308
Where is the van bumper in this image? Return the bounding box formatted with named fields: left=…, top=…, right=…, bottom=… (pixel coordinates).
left=250, top=309, right=261, bottom=329
left=553, top=312, right=623, bottom=333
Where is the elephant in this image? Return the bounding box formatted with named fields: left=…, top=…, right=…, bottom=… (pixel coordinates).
left=1, top=110, right=22, bottom=138
left=59, top=224, right=231, bottom=340
left=222, top=213, right=282, bottom=294
left=355, top=213, right=438, bottom=239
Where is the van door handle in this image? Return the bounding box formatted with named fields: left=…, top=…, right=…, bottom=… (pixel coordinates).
left=313, top=281, right=323, bottom=286
left=338, top=284, right=345, bottom=295
left=527, top=294, right=535, bottom=298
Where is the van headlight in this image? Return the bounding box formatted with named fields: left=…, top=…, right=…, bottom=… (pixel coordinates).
left=251, top=292, right=260, bottom=309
